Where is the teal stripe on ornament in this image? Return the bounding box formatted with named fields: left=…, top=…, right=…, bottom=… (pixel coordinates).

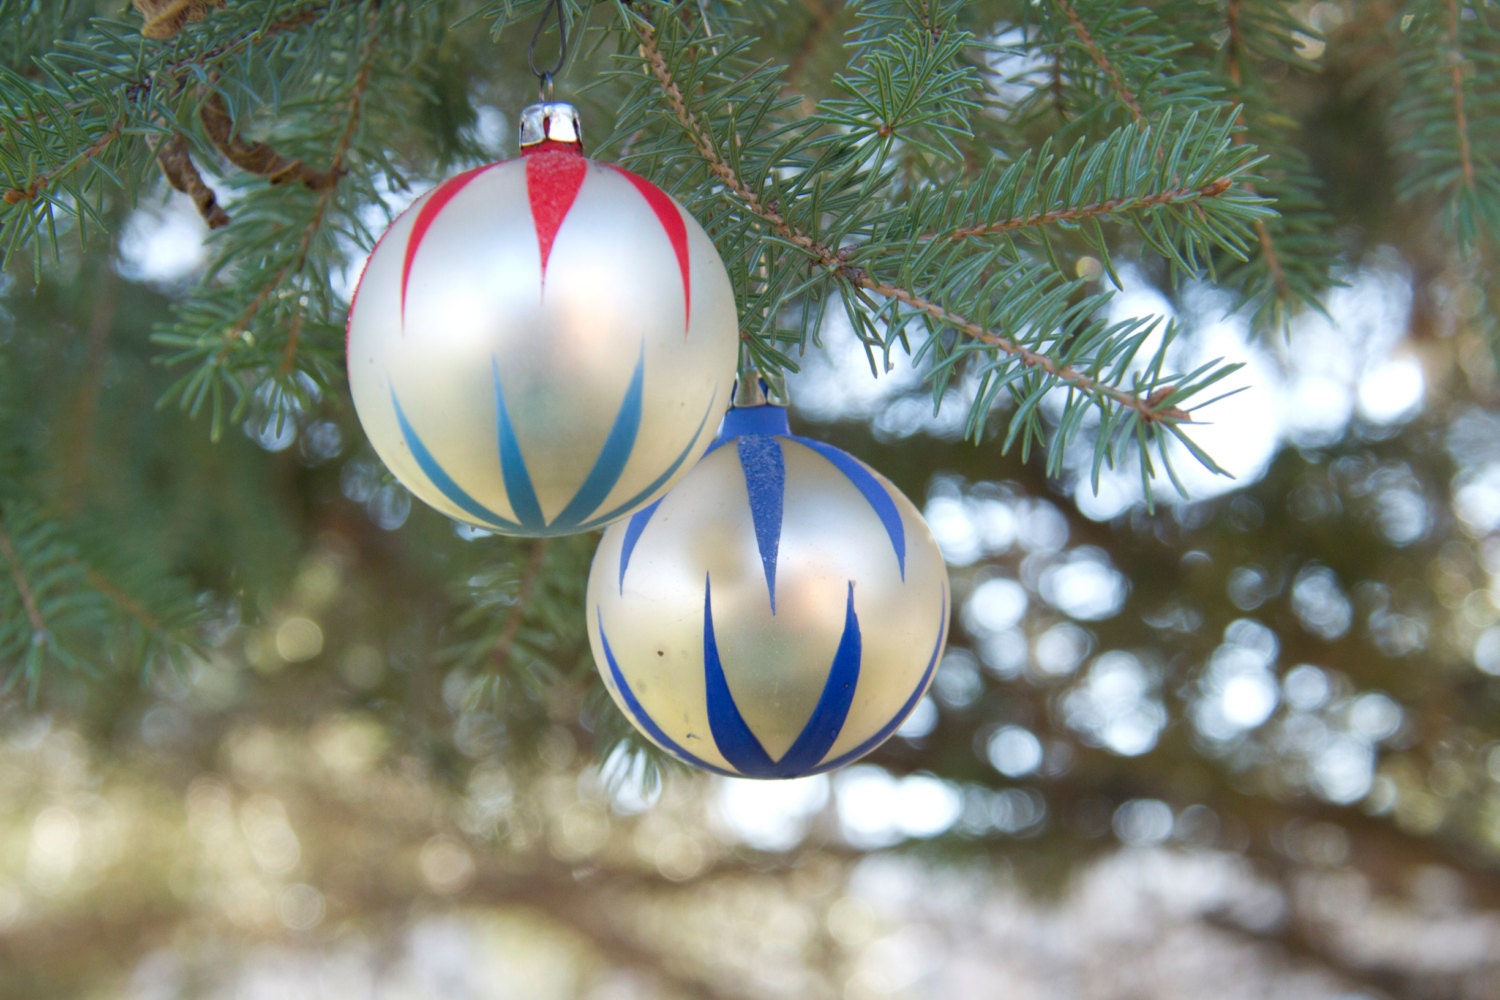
left=394, top=352, right=714, bottom=535
left=490, top=360, right=546, bottom=528
left=577, top=383, right=720, bottom=532
left=550, top=345, right=645, bottom=530
left=390, top=388, right=522, bottom=532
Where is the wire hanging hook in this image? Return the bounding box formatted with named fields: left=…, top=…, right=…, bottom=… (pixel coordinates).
left=528, top=0, right=567, bottom=99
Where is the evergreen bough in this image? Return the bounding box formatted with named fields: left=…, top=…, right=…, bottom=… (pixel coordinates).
left=0, top=0, right=1494, bottom=728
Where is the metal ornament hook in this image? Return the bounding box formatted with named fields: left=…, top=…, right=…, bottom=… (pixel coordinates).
left=527, top=0, right=567, bottom=89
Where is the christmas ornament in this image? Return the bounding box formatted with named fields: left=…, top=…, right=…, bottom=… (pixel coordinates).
left=346, top=101, right=739, bottom=535
left=586, top=384, right=951, bottom=779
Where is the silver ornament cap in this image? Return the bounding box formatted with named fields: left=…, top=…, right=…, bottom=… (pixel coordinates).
left=519, top=101, right=582, bottom=148
left=587, top=401, right=952, bottom=778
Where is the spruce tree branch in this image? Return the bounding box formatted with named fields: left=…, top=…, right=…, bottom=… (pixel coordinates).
left=80, top=565, right=164, bottom=635
left=490, top=540, right=549, bottom=674
left=631, top=14, right=1189, bottom=426
left=931, top=176, right=1236, bottom=241
left=632, top=18, right=820, bottom=255
left=1053, top=0, right=1145, bottom=123
left=853, top=273, right=1188, bottom=422
left=206, top=14, right=378, bottom=368
left=0, top=4, right=331, bottom=147
left=2, top=120, right=125, bottom=205
left=1225, top=0, right=1291, bottom=305
left=1447, top=0, right=1476, bottom=192
left=0, top=511, right=47, bottom=641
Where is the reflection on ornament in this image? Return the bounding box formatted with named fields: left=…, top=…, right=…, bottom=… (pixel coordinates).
left=346, top=103, right=738, bottom=535
left=587, top=400, right=951, bottom=778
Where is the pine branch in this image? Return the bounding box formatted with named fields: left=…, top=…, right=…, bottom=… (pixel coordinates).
left=151, top=1, right=404, bottom=436
left=0, top=501, right=205, bottom=691
left=935, top=175, right=1235, bottom=241
left=80, top=564, right=165, bottom=636
left=851, top=271, right=1190, bottom=423
left=626, top=6, right=1243, bottom=482
left=0, top=508, right=48, bottom=643
left=1390, top=0, right=1499, bottom=253
left=906, top=111, right=1266, bottom=276
left=490, top=539, right=550, bottom=675
left=0, top=0, right=342, bottom=268
left=1, top=119, right=125, bottom=206
left=1224, top=0, right=1292, bottom=307
left=1445, top=0, right=1476, bottom=195
left=1053, top=0, right=1145, bottom=123
left=258, top=17, right=377, bottom=376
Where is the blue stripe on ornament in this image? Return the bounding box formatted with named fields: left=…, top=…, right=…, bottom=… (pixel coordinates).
left=579, top=381, right=721, bottom=533
left=790, top=435, right=906, bottom=580
left=815, top=582, right=948, bottom=773
left=771, top=582, right=862, bottom=775
left=390, top=388, right=522, bottom=532
left=713, top=403, right=792, bottom=447
left=735, top=434, right=785, bottom=613
left=617, top=496, right=663, bottom=593
left=551, top=346, right=645, bottom=531
left=703, top=574, right=864, bottom=779
left=491, top=360, right=546, bottom=529
left=702, top=574, right=777, bottom=775
left=595, top=607, right=737, bottom=777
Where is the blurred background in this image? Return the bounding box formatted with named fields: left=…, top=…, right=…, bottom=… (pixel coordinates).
left=3, top=1, right=1500, bottom=998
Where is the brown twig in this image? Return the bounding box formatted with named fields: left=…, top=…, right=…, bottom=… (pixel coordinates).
left=133, top=0, right=223, bottom=40
left=153, top=132, right=231, bottom=228
left=1054, top=0, right=1145, bottom=123
left=490, top=540, right=550, bottom=674
left=199, top=88, right=344, bottom=192
left=631, top=15, right=1189, bottom=425
left=934, top=176, right=1234, bottom=241
left=0, top=510, right=47, bottom=640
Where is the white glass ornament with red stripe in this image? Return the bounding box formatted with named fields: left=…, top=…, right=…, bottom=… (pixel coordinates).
left=346, top=102, right=739, bottom=535
left=586, top=380, right=951, bottom=779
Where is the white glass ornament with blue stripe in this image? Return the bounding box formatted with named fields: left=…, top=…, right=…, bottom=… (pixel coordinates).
left=346, top=102, right=739, bottom=535
left=586, top=384, right=951, bottom=778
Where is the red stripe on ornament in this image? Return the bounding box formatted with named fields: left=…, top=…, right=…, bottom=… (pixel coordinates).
left=524, top=150, right=588, bottom=286
left=400, top=163, right=495, bottom=324
left=607, top=165, right=692, bottom=335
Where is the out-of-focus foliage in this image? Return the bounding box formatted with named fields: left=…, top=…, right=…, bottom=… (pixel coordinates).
left=1, top=1, right=1499, bottom=998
